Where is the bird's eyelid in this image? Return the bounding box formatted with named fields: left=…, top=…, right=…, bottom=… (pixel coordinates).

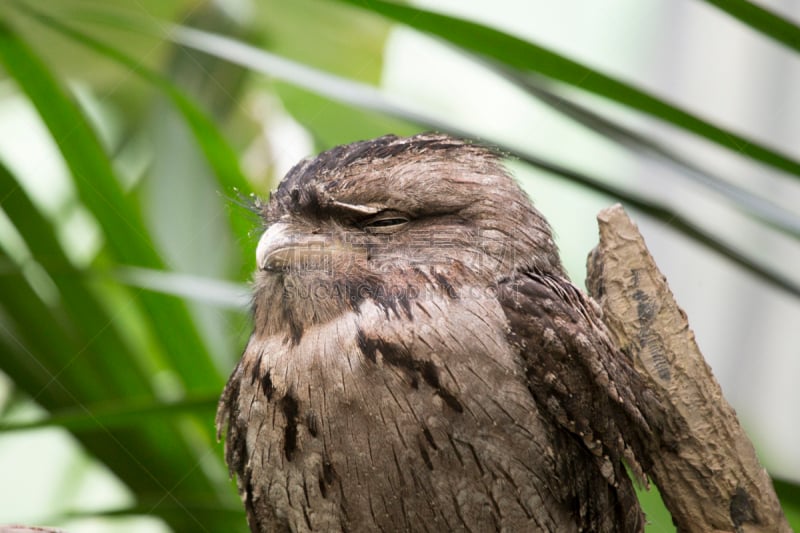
left=329, top=200, right=385, bottom=215
left=359, top=210, right=411, bottom=234
left=363, top=209, right=409, bottom=222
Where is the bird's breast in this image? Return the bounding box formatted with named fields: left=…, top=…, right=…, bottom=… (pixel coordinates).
left=226, top=291, right=579, bottom=532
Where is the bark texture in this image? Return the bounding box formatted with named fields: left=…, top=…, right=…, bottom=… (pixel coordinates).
left=586, top=204, right=790, bottom=533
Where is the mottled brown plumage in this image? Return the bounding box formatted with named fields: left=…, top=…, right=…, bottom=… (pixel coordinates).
left=217, top=133, right=660, bottom=532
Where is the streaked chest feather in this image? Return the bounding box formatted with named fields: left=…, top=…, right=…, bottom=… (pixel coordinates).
left=227, top=293, right=577, bottom=532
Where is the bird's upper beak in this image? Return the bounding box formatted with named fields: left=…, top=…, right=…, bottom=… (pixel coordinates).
left=256, top=222, right=348, bottom=272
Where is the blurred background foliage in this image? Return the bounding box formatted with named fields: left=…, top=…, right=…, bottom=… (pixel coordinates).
left=0, top=0, right=798, bottom=531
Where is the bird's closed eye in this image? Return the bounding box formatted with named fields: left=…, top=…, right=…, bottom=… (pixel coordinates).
left=361, top=211, right=410, bottom=234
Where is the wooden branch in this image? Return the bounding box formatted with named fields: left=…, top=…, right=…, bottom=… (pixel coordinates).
left=585, top=205, right=790, bottom=533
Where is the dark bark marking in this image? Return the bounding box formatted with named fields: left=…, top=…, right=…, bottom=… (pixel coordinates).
left=487, top=491, right=502, bottom=526
left=317, top=458, right=337, bottom=500
left=331, top=278, right=366, bottom=313
left=498, top=466, right=534, bottom=519
left=382, top=342, right=415, bottom=370
left=357, top=329, right=465, bottom=413
left=323, top=459, right=337, bottom=485
left=318, top=474, right=327, bottom=499
left=397, top=494, right=411, bottom=532
left=730, top=486, right=757, bottom=530
left=437, top=387, right=464, bottom=413
left=302, top=474, right=311, bottom=506
left=287, top=318, right=303, bottom=345
left=367, top=492, right=381, bottom=531
left=446, top=433, right=465, bottom=467
left=373, top=290, right=413, bottom=320
left=420, top=361, right=464, bottom=413
left=230, top=419, right=248, bottom=474
left=244, top=476, right=254, bottom=507
left=332, top=274, right=416, bottom=319
left=434, top=272, right=458, bottom=299
left=356, top=328, right=377, bottom=363
left=398, top=292, right=413, bottom=318
left=418, top=439, right=434, bottom=471
left=450, top=493, right=476, bottom=533
left=633, top=287, right=671, bottom=381
left=419, top=360, right=439, bottom=385
left=219, top=373, right=246, bottom=474
left=415, top=300, right=432, bottom=318
left=422, top=425, right=438, bottom=450
left=280, top=393, right=299, bottom=461
left=277, top=282, right=305, bottom=345
left=391, top=446, right=407, bottom=488
left=306, top=410, right=319, bottom=438
left=393, top=420, right=408, bottom=447
left=358, top=329, right=417, bottom=376
left=465, top=440, right=485, bottom=476
left=249, top=357, right=261, bottom=385
left=261, top=370, right=274, bottom=401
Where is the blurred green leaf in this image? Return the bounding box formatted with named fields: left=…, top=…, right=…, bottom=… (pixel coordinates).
left=254, top=0, right=389, bottom=83
left=492, top=68, right=800, bottom=240
left=113, top=266, right=249, bottom=309
left=702, top=0, right=800, bottom=55
left=0, top=394, right=218, bottom=433
left=61, top=500, right=245, bottom=523
left=331, top=0, right=800, bottom=181
left=774, top=477, right=800, bottom=525
left=274, top=82, right=419, bottom=148
left=0, top=161, right=154, bottom=402
left=0, top=162, right=237, bottom=532
left=0, top=0, right=187, bottom=102
left=250, top=0, right=420, bottom=148
left=0, top=17, right=242, bottom=531
left=15, top=4, right=257, bottom=276
left=0, top=18, right=222, bottom=391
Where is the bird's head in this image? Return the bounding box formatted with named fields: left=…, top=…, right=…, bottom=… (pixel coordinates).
left=252, top=133, right=563, bottom=341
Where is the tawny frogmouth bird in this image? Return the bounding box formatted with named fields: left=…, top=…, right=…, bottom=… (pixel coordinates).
left=217, top=133, right=660, bottom=532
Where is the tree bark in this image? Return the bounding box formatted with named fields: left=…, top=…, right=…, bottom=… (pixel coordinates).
left=585, top=204, right=790, bottom=533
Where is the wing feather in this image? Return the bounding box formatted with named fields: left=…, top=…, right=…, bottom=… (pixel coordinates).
left=498, top=268, right=661, bottom=491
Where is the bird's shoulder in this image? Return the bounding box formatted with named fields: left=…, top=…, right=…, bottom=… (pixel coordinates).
left=496, top=268, right=658, bottom=485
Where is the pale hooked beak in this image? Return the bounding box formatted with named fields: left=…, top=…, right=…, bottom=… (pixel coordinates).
left=256, top=222, right=344, bottom=271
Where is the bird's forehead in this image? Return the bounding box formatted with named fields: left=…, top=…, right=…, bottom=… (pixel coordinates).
left=267, top=134, right=509, bottom=218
